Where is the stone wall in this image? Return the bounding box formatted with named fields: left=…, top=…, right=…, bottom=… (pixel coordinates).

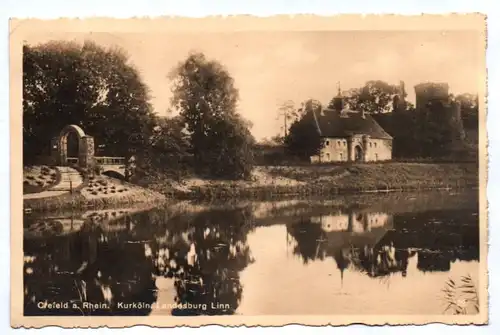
left=363, top=138, right=392, bottom=162
left=319, top=137, right=349, bottom=162
left=312, top=136, right=392, bottom=163
left=78, top=136, right=95, bottom=168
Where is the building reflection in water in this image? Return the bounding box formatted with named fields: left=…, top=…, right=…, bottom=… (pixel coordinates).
left=23, top=202, right=480, bottom=316
left=286, top=208, right=479, bottom=280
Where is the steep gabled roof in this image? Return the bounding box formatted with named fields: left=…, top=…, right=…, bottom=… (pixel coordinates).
left=312, top=109, right=393, bottom=140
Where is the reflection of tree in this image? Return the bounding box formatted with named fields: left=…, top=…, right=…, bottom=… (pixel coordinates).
left=286, top=219, right=327, bottom=264
left=417, top=250, right=451, bottom=272
left=24, top=205, right=256, bottom=316
left=24, top=219, right=156, bottom=316
left=148, top=207, right=255, bottom=315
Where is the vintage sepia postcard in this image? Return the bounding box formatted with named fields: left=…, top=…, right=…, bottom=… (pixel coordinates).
left=10, top=14, right=488, bottom=328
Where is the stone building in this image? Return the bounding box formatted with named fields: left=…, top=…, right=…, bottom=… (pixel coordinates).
left=310, top=89, right=393, bottom=163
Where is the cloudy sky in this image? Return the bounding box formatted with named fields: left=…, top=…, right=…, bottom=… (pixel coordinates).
left=23, top=29, right=484, bottom=140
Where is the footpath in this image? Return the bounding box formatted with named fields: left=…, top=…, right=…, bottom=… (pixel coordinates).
left=24, top=167, right=84, bottom=200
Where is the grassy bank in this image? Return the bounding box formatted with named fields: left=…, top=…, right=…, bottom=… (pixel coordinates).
left=24, top=174, right=166, bottom=212
left=158, top=162, right=478, bottom=201
left=23, top=166, right=61, bottom=194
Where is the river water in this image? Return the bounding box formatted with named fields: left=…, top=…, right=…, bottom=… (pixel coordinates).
left=23, top=190, right=480, bottom=316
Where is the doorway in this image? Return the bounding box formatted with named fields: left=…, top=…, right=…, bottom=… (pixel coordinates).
left=354, top=145, right=363, bottom=162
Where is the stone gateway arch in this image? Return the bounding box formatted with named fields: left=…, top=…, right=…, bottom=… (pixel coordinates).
left=51, top=124, right=95, bottom=168
left=50, top=125, right=127, bottom=179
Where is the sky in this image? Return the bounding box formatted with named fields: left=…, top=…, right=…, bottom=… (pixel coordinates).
left=23, top=29, right=484, bottom=140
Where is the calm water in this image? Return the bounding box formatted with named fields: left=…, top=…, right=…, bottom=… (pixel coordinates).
left=23, top=191, right=480, bottom=316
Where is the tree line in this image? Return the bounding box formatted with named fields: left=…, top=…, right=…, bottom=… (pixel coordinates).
left=23, top=41, right=254, bottom=181
left=23, top=40, right=479, bottom=184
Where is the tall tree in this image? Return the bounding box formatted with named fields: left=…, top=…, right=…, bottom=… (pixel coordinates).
left=284, top=99, right=324, bottom=160
left=169, top=52, right=255, bottom=179
left=276, top=100, right=298, bottom=137
left=23, top=40, right=156, bottom=164
left=131, top=115, right=191, bottom=182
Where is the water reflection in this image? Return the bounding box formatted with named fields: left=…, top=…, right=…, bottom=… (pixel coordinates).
left=285, top=208, right=478, bottom=283
left=23, top=191, right=480, bottom=316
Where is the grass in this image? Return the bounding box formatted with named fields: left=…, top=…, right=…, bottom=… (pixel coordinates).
left=442, top=274, right=480, bottom=315
left=23, top=166, right=61, bottom=194
left=160, top=162, right=478, bottom=201
left=81, top=175, right=130, bottom=198
left=24, top=173, right=166, bottom=213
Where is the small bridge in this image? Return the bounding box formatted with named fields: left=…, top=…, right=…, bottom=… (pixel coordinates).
left=67, top=156, right=127, bottom=179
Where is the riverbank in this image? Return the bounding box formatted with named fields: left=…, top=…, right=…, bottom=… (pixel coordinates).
left=24, top=162, right=478, bottom=210
left=153, top=162, right=478, bottom=200
left=24, top=174, right=166, bottom=212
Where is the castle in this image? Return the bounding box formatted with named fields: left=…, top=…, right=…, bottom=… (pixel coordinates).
left=309, top=87, right=394, bottom=163
left=310, top=81, right=466, bottom=163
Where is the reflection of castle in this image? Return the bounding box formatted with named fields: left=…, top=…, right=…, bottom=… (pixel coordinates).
left=285, top=208, right=479, bottom=280
left=310, top=211, right=391, bottom=233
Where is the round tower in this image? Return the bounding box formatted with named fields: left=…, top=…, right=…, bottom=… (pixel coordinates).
left=414, top=82, right=450, bottom=111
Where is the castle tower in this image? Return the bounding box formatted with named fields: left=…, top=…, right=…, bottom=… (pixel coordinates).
left=414, top=82, right=450, bottom=111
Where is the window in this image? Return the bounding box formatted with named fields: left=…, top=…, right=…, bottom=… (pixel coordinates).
left=337, top=140, right=341, bottom=146
left=340, top=153, right=343, bottom=160
left=326, top=140, right=330, bottom=145
left=326, top=153, right=330, bottom=160
left=369, top=142, right=372, bottom=148
left=374, top=142, right=377, bottom=148
left=375, top=153, right=378, bottom=161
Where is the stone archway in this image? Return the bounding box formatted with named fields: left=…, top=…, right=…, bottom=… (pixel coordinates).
left=354, top=145, right=363, bottom=162
left=51, top=125, right=95, bottom=168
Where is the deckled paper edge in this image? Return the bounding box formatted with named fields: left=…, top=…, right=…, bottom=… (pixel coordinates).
left=9, top=13, right=489, bottom=328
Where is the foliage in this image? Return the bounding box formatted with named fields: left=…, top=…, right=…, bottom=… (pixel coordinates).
left=455, top=93, right=479, bottom=129
left=331, top=80, right=402, bottom=114
left=169, top=52, right=255, bottom=180
left=23, top=41, right=156, bottom=164
left=133, top=115, right=191, bottom=181
left=284, top=99, right=324, bottom=160
left=442, top=274, right=479, bottom=315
